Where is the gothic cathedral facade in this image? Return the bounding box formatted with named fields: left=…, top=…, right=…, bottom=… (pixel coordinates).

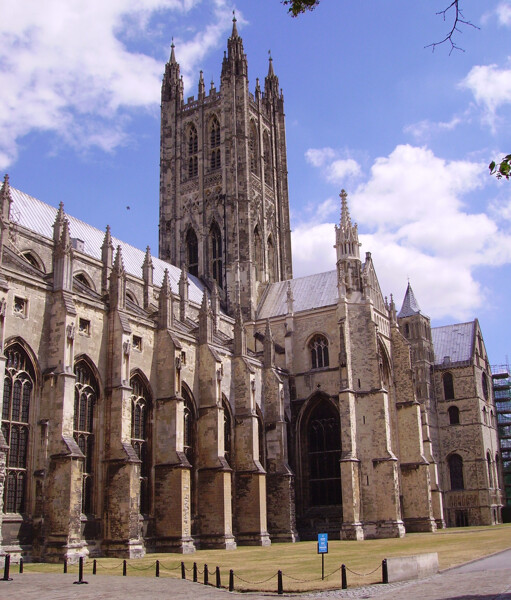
left=0, top=20, right=503, bottom=562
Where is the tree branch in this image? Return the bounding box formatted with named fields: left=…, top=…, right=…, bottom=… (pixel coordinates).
left=425, top=0, right=479, bottom=54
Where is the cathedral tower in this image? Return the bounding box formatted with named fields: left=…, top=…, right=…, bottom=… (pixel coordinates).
left=159, top=17, right=293, bottom=319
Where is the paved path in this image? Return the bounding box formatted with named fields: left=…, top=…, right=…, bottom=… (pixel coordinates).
left=1, top=549, right=510, bottom=600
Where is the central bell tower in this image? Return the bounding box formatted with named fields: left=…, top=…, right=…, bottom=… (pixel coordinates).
left=159, top=17, right=293, bottom=319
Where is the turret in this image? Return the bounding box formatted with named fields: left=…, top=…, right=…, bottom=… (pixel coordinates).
left=162, top=39, right=183, bottom=103
left=158, top=269, right=173, bottom=330
left=335, top=190, right=362, bottom=295
left=221, top=13, right=247, bottom=80
left=109, top=246, right=126, bottom=311
left=101, top=225, right=114, bottom=294
left=142, top=246, right=154, bottom=309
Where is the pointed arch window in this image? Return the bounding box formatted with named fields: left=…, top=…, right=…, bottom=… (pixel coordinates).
left=209, top=116, right=221, bottom=171
left=448, top=405, right=460, bottom=425
left=74, top=360, right=98, bottom=514
left=310, top=335, right=329, bottom=370
left=131, top=374, right=151, bottom=514
left=263, top=131, right=272, bottom=185
left=187, top=124, right=198, bottom=178
left=222, top=397, right=232, bottom=466
left=267, top=235, right=276, bottom=284
left=249, top=122, right=259, bottom=175
left=487, top=451, right=493, bottom=488
left=448, top=453, right=464, bottom=490
left=482, top=372, right=489, bottom=401
left=2, top=344, right=35, bottom=514
left=182, top=387, right=198, bottom=533
left=254, top=225, right=262, bottom=280
left=307, top=399, right=342, bottom=506
left=443, top=372, right=455, bottom=400
left=210, top=222, right=223, bottom=288
left=186, top=228, right=199, bottom=277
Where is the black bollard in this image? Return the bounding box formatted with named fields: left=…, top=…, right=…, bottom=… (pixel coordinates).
left=2, top=554, right=12, bottom=581
left=382, top=559, right=388, bottom=584
left=123, top=559, right=127, bottom=576
left=19, top=557, right=24, bottom=574
left=341, top=564, right=347, bottom=590
left=181, top=561, right=186, bottom=579
left=229, top=569, right=234, bottom=592
left=155, top=560, right=160, bottom=577
left=277, top=570, right=283, bottom=595
left=204, top=563, right=208, bottom=586
left=73, top=556, right=88, bottom=585
left=193, top=562, right=197, bottom=582
left=63, top=558, right=68, bottom=574
left=93, top=559, right=97, bottom=575
left=216, top=566, right=221, bottom=588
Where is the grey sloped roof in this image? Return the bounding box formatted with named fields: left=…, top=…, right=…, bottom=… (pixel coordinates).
left=398, top=282, right=421, bottom=318
left=257, top=270, right=338, bottom=319
left=8, top=187, right=205, bottom=305
left=431, top=321, right=475, bottom=367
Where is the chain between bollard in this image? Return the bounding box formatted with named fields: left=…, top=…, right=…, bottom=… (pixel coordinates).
left=277, top=569, right=283, bottom=595
left=229, top=569, right=234, bottom=592
left=19, top=557, right=23, bottom=574
left=93, top=559, right=97, bottom=575
left=193, top=562, right=197, bottom=582
left=204, top=563, right=208, bottom=586
left=181, top=561, right=186, bottom=579
left=382, top=558, right=388, bottom=584
left=155, top=560, right=160, bottom=577
left=123, top=559, right=127, bottom=576
left=216, top=566, right=221, bottom=588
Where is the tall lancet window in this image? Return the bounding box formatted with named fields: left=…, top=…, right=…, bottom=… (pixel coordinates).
left=2, top=344, right=35, bottom=514
left=210, top=222, right=222, bottom=288
left=74, top=360, right=98, bottom=514
left=249, top=121, right=259, bottom=175
left=186, top=228, right=199, bottom=277
left=187, top=124, right=198, bottom=178
left=254, top=225, right=263, bottom=280
left=267, top=235, right=276, bottom=283
left=263, top=131, right=272, bottom=185
left=209, top=116, right=221, bottom=171
left=131, top=374, right=151, bottom=514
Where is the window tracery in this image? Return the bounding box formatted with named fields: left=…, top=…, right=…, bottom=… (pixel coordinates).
left=309, top=335, right=329, bottom=370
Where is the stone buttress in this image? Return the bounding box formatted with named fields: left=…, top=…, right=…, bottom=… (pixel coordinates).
left=196, top=293, right=236, bottom=548
left=102, top=247, right=145, bottom=558
left=153, top=269, right=195, bottom=553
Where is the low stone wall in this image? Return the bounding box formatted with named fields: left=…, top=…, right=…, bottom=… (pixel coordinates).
left=386, top=552, right=438, bottom=583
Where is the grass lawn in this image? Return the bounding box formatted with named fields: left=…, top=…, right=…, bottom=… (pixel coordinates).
left=22, top=523, right=511, bottom=593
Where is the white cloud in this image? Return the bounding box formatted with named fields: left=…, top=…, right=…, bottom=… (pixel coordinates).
left=305, top=147, right=361, bottom=186
left=461, top=62, right=511, bottom=128
left=0, top=0, right=232, bottom=169
left=404, top=116, right=463, bottom=142
left=294, top=144, right=511, bottom=321
left=496, top=3, right=511, bottom=26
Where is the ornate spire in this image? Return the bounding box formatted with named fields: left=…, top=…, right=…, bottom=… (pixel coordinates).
left=340, top=189, right=351, bottom=229
left=170, top=37, right=176, bottom=63
left=264, top=51, right=279, bottom=98
left=231, top=11, right=239, bottom=38
left=335, top=189, right=360, bottom=261
left=1, top=174, right=11, bottom=222
left=158, top=268, right=173, bottom=329
left=286, top=281, right=294, bottom=315
left=198, top=70, right=205, bottom=100
left=162, top=37, right=182, bottom=102
left=113, top=245, right=125, bottom=275
left=264, top=320, right=275, bottom=367
left=398, top=282, right=421, bottom=318
left=53, top=201, right=66, bottom=243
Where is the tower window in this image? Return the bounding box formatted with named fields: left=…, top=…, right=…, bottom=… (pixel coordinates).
left=448, top=405, right=460, bottom=425
left=249, top=122, right=258, bottom=175
left=210, top=223, right=222, bottom=288
left=309, top=335, right=329, bottom=370
left=209, top=117, right=221, bottom=171
left=482, top=372, right=489, bottom=401
left=448, top=453, right=464, bottom=490
left=443, top=372, right=454, bottom=400
left=187, top=124, right=198, bottom=178
left=263, top=131, right=272, bottom=185
left=186, top=228, right=199, bottom=277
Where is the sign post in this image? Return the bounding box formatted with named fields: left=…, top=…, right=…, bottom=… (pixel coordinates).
left=317, top=533, right=328, bottom=580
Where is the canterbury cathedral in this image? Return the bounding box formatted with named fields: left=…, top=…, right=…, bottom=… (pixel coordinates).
left=0, top=19, right=504, bottom=562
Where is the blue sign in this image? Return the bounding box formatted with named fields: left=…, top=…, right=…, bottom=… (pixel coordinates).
left=317, top=532, right=328, bottom=554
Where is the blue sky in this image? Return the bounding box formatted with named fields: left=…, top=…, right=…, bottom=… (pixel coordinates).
left=2, top=0, right=511, bottom=365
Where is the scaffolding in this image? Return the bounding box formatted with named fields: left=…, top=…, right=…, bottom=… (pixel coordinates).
left=492, top=364, right=511, bottom=509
